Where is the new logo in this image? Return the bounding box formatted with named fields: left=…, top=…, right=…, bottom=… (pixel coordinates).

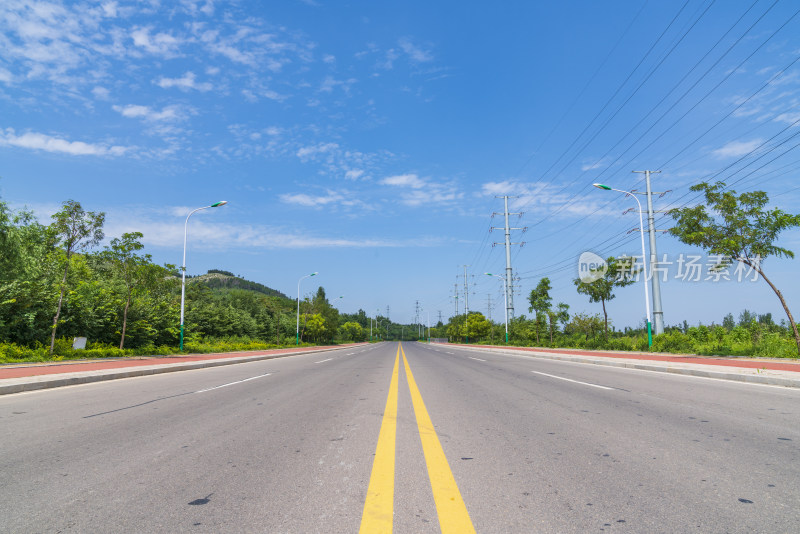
left=578, top=252, right=607, bottom=283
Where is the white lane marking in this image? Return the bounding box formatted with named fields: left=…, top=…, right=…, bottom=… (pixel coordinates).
left=469, top=357, right=486, bottom=362
left=315, top=358, right=334, bottom=364
left=195, top=373, right=272, bottom=393
left=531, top=371, right=613, bottom=390
left=445, top=352, right=454, bottom=354
left=347, top=353, right=355, bottom=355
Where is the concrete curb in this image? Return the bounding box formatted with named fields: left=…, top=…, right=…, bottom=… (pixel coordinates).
left=0, top=345, right=347, bottom=396
left=439, top=344, right=800, bottom=388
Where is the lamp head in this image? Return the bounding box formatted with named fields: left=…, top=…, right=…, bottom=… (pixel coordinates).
left=593, top=183, right=611, bottom=190
left=211, top=200, right=228, bottom=207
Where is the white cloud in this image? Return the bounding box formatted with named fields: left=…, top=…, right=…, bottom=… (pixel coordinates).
left=345, top=169, right=364, bottom=180
left=774, top=111, right=800, bottom=125
left=712, top=139, right=763, bottom=159
left=381, top=173, right=425, bottom=188
left=155, top=71, right=213, bottom=92
left=481, top=180, right=617, bottom=218
left=0, top=67, right=13, bottom=84
left=113, top=104, right=187, bottom=122
left=319, top=75, right=356, bottom=94
left=279, top=191, right=344, bottom=207
left=581, top=158, right=607, bottom=171
left=131, top=26, right=183, bottom=56
left=297, top=142, right=339, bottom=159
left=380, top=173, right=463, bottom=206
left=398, top=37, right=433, bottom=63
left=102, top=206, right=422, bottom=250
left=92, top=86, right=110, bottom=99
left=0, top=128, right=130, bottom=156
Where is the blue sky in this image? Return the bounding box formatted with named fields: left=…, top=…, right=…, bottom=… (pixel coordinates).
left=2, top=0, right=800, bottom=329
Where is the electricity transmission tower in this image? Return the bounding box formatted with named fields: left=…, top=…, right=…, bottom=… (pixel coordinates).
left=492, top=196, right=526, bottom=320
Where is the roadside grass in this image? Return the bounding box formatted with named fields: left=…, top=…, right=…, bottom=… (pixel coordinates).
left=0, top=336, right=325, bottom=364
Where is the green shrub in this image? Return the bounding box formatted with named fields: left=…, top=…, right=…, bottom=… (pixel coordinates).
left=652, top=331, right=696, bottom=353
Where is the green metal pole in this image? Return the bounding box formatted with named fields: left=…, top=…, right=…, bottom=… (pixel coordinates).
left=647, top=321, right=653, bottom=348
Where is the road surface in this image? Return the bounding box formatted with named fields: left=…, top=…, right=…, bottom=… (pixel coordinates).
left=1, top=342, right=798, bottom=532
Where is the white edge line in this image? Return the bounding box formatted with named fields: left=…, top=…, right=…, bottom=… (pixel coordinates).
left=195, top=373, right=272, bottom=393
left=532, top=371, right=613, bottom=390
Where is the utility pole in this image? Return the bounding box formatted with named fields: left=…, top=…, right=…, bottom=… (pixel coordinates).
left=633, top=170, right=665, bottom=336
left=492, top=196, right=526, bottom=320
left=437, top=310, right=443, bottom=326
left=487, top=293, right=493, bottom=322
left=414, top=301, right=420, bottom=339
left=463, top=265, right=470, bottom=343
left=452, top=283, right=459, bottom=315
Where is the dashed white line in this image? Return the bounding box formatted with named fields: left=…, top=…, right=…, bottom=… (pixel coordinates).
left=469, top=357, right=486, bottom=362
left=195, top=373, right=272, bottom=393
left=315, top=358, right=334, bottom=364
left=531, top=371, right=613, bottom=390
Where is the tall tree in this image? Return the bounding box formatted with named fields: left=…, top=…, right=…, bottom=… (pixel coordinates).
left=669, top=181, right=800, bottom=354
left=103, top=232, right=150, bottom=349
left=528, top=277, right=552, bottom=344
left=573, top=256, right=635, bottom=338
left=48, top=200, right=105, bottom=354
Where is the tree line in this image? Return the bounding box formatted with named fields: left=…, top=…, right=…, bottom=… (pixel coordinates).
left=0, top=197, right=387, bottom=359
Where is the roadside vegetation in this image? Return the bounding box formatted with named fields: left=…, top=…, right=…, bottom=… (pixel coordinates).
left=0, top=197, right=383, bottom=363
left=2, top=183, right=798, bottom=362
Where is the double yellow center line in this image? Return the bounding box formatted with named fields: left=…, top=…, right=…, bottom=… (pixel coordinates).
left=360, top=344, right=475, bottom=533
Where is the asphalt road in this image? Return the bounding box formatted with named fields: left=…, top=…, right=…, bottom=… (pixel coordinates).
left=1, top=342, right=798, bottom=533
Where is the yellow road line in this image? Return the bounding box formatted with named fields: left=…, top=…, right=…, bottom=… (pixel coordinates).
left=359, top=347, right=400, bottom=533
left=401, top=344, right=476, bottom=534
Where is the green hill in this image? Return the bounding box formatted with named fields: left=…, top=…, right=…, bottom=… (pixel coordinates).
left=191, top=270, right=290, bottom=300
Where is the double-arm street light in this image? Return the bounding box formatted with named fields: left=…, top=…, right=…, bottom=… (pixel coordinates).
left=485, top=273, right=509, bottom=343
left=593, top=183, right=653, bottom=347
left=180, top=201, right=228, bottom=351
left=296, top=272, right=318, bottom=345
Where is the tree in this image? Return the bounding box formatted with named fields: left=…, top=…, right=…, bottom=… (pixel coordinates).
left=340, top=321, right=364, bottom=342
left=547, top=302, right=570, bottom=344
left=528, top=277, right=552, bottom=344
left=48, top=200, right=105, bottom=354
left=103, top=232, right=150, bottom=349
left=669, top=181, right=800, bottom=355
left=566, top=312, right=605, bottom=340
left=302, top=313, right=327, bottom=343
left=573, top=256, right=635, bottom=338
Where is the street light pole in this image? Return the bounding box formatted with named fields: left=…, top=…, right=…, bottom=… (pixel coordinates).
left=296, top=272, right=318, bottom=345
left=593, top=183, right=653, bottom=347
left=180, top=200, right=227, bottom=351
left=485, top=273, right=508, bottom=343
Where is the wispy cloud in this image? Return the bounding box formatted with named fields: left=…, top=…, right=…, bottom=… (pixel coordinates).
left=0, top=128, right=130, bottom=156
left=380, top=173, right=425, bottom=188
left=398, top=37, right=433, bottom=63
left=481, top=180, right=616, bottom=218
left=155, top=71, right=213, bottom=92
left=131, top=26, right=184, bottom=57
left=712, top=139, right=763, bottom=159
left=380, top=173, right=461, bottom=206
left=102, top=205, right=430, bottom=250
left=113, top=104, right=189, bottom=122
left=280, top=190, right=345, bottom=207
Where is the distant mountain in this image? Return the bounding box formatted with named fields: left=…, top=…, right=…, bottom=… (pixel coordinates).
left=192, top=270, right=290, bottom=299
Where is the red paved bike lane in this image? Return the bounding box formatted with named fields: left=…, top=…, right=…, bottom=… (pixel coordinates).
left=0, top=344, right=362, bottom=380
